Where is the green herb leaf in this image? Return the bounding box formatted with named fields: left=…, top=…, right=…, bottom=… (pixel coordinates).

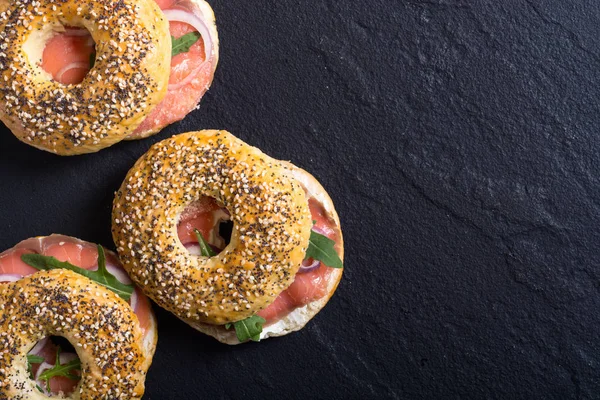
left=21, top=245, right=134, bottom=301
left=171, top=32, right=201, bottom=57
left=89, top=51, right=96, bottom=68
left=305, top=230, right=343, bottom=269
left=27, top=354, right=45, bottom=381
left=194, top=229, right=217, bottom=257
left=38, top=347, right=81, bottom=391
left=39, top=359, right=81, bottom=382
left=27, top=355, right=45, bottom=364
left=225, top=315, right=266, bottom=342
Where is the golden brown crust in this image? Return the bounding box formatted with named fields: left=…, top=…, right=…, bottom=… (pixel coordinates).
left=140, top=299, right=158, bottom=371
left=191, top=163, right=344, bottom=344
left=125, top=0, right=220, bottom=140
left=1, top=234, right=159, bottom=367
left=0, top=0, right=171, bottom=155
left=0, top=270, right=149, bottom=399
left=112, top=130, right=312, bottom=325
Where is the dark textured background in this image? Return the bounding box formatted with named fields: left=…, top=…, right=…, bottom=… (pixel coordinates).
left=1, top=0, right=599, bottom=398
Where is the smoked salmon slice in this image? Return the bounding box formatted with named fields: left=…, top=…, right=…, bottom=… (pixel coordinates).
left=41, top=32, right=95, bottom=85
left=257, top=198, right=340, bottom=323
left=40, top=0, right=218, bottom=139
left=177, top=196, right=229, bottom=247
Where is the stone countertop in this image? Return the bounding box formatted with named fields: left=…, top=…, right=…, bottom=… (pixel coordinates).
left=1, top=1, right=599, bottom=398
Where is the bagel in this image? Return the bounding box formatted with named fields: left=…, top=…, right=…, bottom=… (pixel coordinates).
left=112, top=130, right=313, bottom=325
left=9, top=0, right=221, bottom=142
left=0, top=0, right=171, bottom=155
left=112, top=130, right=344, bottom=344
left=0, top=269, right=149, bottom=399
left=0, top=234, right=158, bottom=394
left=194, top=163, right=344, bottom=344
left=127, top=0, right=220, bottom=140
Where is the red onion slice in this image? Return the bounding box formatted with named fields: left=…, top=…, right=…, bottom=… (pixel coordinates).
left=163, top=8, right=214, bottom=91
left=0, top=274, right=23, bottom=283
left=55, top=62, right=89, bottom=82
left=104, top=264, right=133, bottom=285
left=184, top=242, right=221, bottom=256
left=298, top=226, right=329, bottom=273
left=57, top=352, right=78, bottom=364
left=185, top=243, right=202, bottom=256
left=34, top=361, right=53, bottom=394
left=102, top=260, right=138, bottom=309
left=29, top=337, right=49, bottom=357
left=163, top=9, right=213, bottom=62
left=35, top=361, right=52, bottom=380
left=130, top=289, right=139, bottom=312
left=299, top=259, right=321, bottom=273
left=312, top=225, right=327, bottom=236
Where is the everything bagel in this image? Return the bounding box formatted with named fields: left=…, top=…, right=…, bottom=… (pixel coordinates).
left=0, top=269, right=149, bottom=399
left=127, top=0, right=220, bottom=140
left=0, top=0, right=171, bottom=155
left=0, top=235, right=158, bottom=395
left=112, top=130, right=312, bottom=325
left=195, top=162, right=345, bottom=344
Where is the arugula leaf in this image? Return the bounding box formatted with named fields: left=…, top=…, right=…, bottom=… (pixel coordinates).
left=21, top=245, right=134, bottom=301
left=194, top=229, right=217, bottom=257
left=27, top=355, right=44, bottom=364
left=27, top=354, right=44, bottom=381
left=305, top=229, right=343, bottom=269
left=225, top=315, right=266, bottom=342
left=171, top=32, right=201, bottom=57
left=38, top=347, right=81, bottom=391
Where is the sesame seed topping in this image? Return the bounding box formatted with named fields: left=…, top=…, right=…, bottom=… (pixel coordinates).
left=0, top=269, right=147, bottom=398
left=0, top=0, right=170, bottom=155
left=112, top=130, right=312, bottom=325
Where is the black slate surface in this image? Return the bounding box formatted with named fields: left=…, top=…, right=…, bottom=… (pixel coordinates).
left=1, top=0, right=600, bottom=398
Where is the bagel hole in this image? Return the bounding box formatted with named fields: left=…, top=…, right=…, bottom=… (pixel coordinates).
left=27, top=336, right=81, bottom=396
left=219, top=220, right=234, bottom=247
left=178, top=197, right=232, bottom=256
left=41, top=26, right=96, bottom=85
